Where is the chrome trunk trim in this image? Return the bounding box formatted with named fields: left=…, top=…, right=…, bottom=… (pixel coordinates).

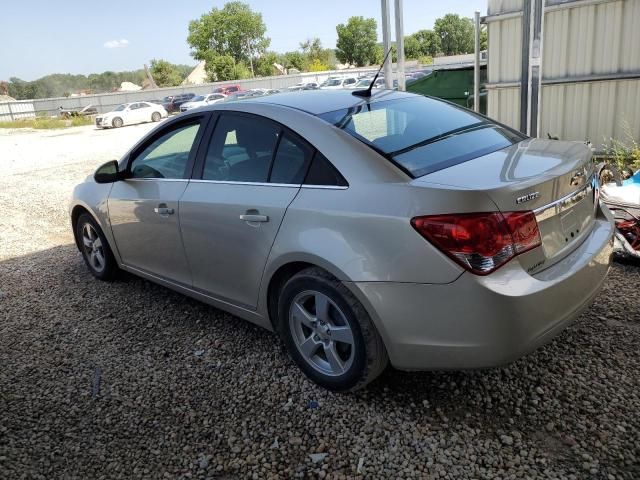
left=533, top=175, right=595, bottom=222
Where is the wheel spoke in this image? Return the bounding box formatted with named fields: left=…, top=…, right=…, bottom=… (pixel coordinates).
left=299, top=336, right=320, bottom=359
left=82, top=236, right=92, bottom=248
left=94, top=250, right=105, bottom=269
left=93, top=237, right=102, bottom=249
left=329, top=326, right=354, bottom=345
left=324, top=343, right=345, bottom=374
left=291, top=301, right=316, bottom=329
left=314, top=293, right=330, bottom=322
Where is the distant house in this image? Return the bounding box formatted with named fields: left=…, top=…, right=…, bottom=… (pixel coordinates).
left=182, top=61, right=207, bottom=85
left=118, top=81, right=142, bottom=92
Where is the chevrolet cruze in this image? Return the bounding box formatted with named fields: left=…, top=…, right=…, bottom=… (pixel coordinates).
left=70, top=90, right=614, bottom=391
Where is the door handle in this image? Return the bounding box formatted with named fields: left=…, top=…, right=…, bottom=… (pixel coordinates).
left=154, top=204, right=174, bottom=215
left=240, top=214, right=269, bottom=223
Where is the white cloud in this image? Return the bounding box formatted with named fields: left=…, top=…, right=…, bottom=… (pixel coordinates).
left=103, top=39, right=129, bottom=49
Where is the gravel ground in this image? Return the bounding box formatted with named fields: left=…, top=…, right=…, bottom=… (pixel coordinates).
left=0, top=125, right=639, bottom=479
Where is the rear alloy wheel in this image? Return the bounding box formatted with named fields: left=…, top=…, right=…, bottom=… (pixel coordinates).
left=151, top=111, right=161, bottom=122
left=289, top=290, right=355, bottom=376
left=277, top=267, right=388, bottom=391
left=76, top=213, right=118, bottom=281
left=112, top=117, right=123, bottom=128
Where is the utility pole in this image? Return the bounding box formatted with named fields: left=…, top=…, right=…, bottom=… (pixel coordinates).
left=473, top=11, right=481, bottom=112
left=394, top=0, right=406, bottom=91
left=381, top=0, right=393, bottom=89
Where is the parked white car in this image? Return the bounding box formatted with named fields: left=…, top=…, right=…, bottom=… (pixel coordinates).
left=347, top=78, right=386, bottom=89
left=179, top=94, right=227, bottom=112
left=95, top=102, right=167, bottom=129
left=320, top=77, right=358, bottom=89
left=288, top=82, right=319, bottom=91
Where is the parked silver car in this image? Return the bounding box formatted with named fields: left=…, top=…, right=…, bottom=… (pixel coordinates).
left=70, top=90, right=614, bottom=391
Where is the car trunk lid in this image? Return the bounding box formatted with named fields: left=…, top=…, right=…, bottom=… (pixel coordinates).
left=413, top=139, right=597, bottom=274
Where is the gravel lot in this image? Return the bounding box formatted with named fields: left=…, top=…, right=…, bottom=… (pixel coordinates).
left=0, top=124, right=639, bottom=479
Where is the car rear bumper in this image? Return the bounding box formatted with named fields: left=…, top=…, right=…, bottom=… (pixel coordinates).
left=348, top=204, right=614, bottom=371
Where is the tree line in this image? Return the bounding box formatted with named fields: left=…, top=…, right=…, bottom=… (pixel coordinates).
left=189, top=2, right=486, bottom=82
left=4, top=63, right=193, bottom=100
left=4, top=2, right=485, bottom=99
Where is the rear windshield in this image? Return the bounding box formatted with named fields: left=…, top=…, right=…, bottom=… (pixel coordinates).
left=318, top=96, right=525, bottom=177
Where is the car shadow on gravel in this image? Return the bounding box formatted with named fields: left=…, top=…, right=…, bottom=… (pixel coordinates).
left=1, top=245, right=638, bottom=479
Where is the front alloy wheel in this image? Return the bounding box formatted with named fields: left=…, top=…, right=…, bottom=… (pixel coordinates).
left=81, top=223, right=106, bottom=273
left=75, top=213, right=117, bottom=281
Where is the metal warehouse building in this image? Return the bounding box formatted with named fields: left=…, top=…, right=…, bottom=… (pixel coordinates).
left=485, top=0, right=640, bottom=150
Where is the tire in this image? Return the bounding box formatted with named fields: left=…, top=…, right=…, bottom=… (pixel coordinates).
left=276, top=267, right=388, bottom=391
left=112, top=117, right=123, bottom=128
left=75, top=213, right=118, bottom=281
left=151, top=111, right=161, bottom=122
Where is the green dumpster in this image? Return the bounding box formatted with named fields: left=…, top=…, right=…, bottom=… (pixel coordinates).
left=407, top=65, right=487, bottom=114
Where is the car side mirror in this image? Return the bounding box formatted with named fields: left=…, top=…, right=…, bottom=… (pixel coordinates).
left=94, top=160, right=122, bottom=183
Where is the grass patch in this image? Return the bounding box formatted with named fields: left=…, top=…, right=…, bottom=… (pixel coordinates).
left=0, top=116, right=94, bottom=129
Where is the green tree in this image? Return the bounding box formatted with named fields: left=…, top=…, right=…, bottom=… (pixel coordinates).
left=281, top=51, right=306, bottom=72
left=150, top=59, right=183, bottom=87
left=187, top=1, right=270, bottom=76
left=300, top=37, right=331, bottom=65
left=481, top=26, right=488, bottom=51
left=335, top=16, right=378, bottom=67
left=412, top=29, right=441, bottom=57
left=204, top=53, right=251, bottom=81
left=255, top=51, right=279, bottom=76
left=403, top=36, right=421, bottom=59
left=434, top=14, right=474, bottom=56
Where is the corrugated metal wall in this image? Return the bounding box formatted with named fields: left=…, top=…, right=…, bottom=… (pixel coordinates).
left=487, top=17, right=522, bottom=83
left=486, top=0, right=640, bottom=149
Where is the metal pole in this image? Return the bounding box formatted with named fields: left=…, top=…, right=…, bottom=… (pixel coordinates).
left=381, top=0, right=393, bottom=89
left=394, top=0, right=406, bottom=91
left=473, top=11, right=481, bottom=112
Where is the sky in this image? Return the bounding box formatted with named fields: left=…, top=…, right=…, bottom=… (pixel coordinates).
left=0, top=0, right=486, bottom=81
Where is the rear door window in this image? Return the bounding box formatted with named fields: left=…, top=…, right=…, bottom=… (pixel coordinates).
left=270, top=133, right=313, bottom=184
left=202, top=114, right=280, bottom=182
left=304, top=152, right=348, bottom=187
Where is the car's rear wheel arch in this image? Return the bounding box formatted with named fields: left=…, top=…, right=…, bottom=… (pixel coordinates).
left=267, top=261, right=314, bottom=330
left=273, top=265, right=389, bottom=390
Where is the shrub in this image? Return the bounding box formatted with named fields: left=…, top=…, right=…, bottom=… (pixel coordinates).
left=308, top=59, right=329, bottom=72
left=603, top=121, right=640, bottom=172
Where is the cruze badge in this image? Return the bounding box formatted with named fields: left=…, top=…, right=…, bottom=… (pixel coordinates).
left=516, top=192, right=540, bottom=204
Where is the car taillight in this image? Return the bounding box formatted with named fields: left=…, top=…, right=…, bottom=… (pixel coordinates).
left=411, top=211, right=541, bottom=275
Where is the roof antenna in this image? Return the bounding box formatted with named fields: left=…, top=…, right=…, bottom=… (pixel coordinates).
left=352, top=48, right=393, bottom=98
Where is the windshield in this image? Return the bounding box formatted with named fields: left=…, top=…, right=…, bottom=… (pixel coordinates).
left=325, top=79, right=341, bottom=86
left=318, top=97, right=525, bottom=177
left=114, top=104, right=127, bottom=112
left=355, top=79, right=371, bottom=87
left=192, top=96, right=205, bottom=102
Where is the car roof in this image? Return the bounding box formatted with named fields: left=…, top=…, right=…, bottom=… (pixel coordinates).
left=238, top=89, right=415, bottom=115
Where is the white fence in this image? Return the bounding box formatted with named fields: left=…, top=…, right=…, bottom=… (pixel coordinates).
left=0, top=101, right=36, bottom=121
left=0, top=68, right=380, bottom=121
